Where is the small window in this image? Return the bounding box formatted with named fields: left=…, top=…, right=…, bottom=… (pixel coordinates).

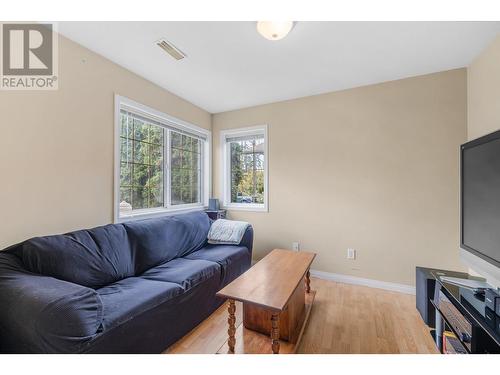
left=115, top=96, right=210, bottom=222
left=221, top=125, right=268, bottom=211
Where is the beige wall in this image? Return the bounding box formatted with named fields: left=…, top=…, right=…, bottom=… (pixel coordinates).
left=213, top=69, right=467, bottom=286
left=468, top=34, right=500, bottom=140
left=0, top=34, right=211, bottom=249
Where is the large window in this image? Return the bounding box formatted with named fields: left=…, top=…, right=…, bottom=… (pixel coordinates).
left=115, top=96, right=210, bottom=221
left=221, top=125, right=268, bottom=211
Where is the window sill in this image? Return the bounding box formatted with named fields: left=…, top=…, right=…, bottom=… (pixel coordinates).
left=223, top=204, right=268, bottom=213
left=116, top=205, right=206, bottom=223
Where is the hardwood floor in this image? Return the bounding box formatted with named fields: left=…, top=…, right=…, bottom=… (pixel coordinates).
left=164, top=277, right=438, bottom=354
left=297, top=278, right=437, bottom=354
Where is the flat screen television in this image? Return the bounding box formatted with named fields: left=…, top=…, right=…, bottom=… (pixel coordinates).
left=461, top=129, right=500, bottom=269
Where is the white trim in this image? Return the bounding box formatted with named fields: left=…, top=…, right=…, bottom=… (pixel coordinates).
left=248, top=259, right=414, bottom=295
left=204, top=134, right=212, bottom=207
left=116, top=206, right=206, bottom=223
left=224, top=204, right=268, bottom=212
left=116, top=95, right=210, bottom=140
left=113, top=95, right=122, bottom=224
left=114, top=94, right=211, bottom=223
left=310, top=269, right=416, bottom=295
left=165, top=128, right=171, bottom=207
left=220, top=124, right=269, bottom=212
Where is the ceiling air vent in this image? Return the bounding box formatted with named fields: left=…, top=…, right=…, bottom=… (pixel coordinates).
left=156, top=38, right=186, bottom=60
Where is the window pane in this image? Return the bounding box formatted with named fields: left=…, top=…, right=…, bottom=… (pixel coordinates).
left=131, top=187, right=145, bottom=210
left=191, top=152, right=200, bottom=170
left=147, top=166, right=163, bottom=207
left=150, top=144, right=163, bottom=167
left=133, top=140, right=149, bottom=165
left=192, top=170, right=200, bottom=202
left=171, top=185, right=182, bottom=205
left=181, top=150, right=192, bottom=169
left=171, top=147, right=181, bottom=168
left=170, top=131, right=202, bottom=205
left=120, top=137, right=132, bottom=162
left=120, top=162, right=131, bottom=186
left=120, top=114, right=130, bottom=138
left=171, top=131, right=182, bottom=148
left=149, top=125, right=163, bottom=145
left=133, top=119, right=148, bottom=141
left=182, top=134, right=192, bottom=151
left=192, top=139, right=200, bottom=154
left=119, top=113, right=164, bottom=214
left=171, top=167, right=181, bottom=187
left=229, top=137, right=265, bottom=204
left=132, top=163, right=148, bottom=187
left=182, top=189, right=191, bottom=203
left=181, top=168, right=191, bottom=187
left=120, top=187, right=132, bottom=210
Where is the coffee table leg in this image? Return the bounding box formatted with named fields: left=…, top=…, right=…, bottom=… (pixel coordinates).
left=271, top=313, right=280, bottom=354
left=227, top=299, right=236, bottom=353
left=305, top=269, right=311, bottom=293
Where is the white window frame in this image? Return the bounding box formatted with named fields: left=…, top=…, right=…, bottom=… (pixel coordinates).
left=221, top=125, right=268, bottom=212
left=114, top=95, right=211, bottom=222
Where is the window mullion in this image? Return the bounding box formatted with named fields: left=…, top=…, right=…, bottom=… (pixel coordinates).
left=164, top=128, right=171, bottom=209
left=225, top=141, right=230, bottom=205
left=200, top=140, right=204, bottom=205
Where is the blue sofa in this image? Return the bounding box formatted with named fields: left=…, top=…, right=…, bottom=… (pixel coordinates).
left=0, top=211, right=253, bottom=353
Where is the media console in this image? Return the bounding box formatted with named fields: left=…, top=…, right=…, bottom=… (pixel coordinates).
left=416, top=266, right=500, bottom=354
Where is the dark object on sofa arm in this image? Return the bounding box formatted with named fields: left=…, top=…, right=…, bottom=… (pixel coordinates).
left=0, top=211, right=253, bottom=353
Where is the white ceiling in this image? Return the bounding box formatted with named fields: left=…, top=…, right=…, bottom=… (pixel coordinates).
left=58, top=22, right=500, bottom=113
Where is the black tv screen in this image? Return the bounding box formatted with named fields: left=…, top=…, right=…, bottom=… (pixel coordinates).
left=461, top=130, right=500, bottom=268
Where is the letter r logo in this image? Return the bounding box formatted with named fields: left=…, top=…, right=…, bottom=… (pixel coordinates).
left=2, top=24, right=53, bottom=76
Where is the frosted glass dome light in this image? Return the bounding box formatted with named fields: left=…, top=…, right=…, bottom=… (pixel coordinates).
left=256, top=21, right=295, bottom=41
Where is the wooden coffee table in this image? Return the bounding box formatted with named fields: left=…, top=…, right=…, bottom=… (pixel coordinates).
left=216, top=249, right=316, bottom=354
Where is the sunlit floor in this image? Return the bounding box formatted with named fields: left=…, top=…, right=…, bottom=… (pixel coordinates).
left=165, top=277, right=438, bottom=354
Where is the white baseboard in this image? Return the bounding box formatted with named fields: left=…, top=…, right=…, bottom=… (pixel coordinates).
left=250, top=259, right=415, bottom=295
left=310, top=269, right=416, bottom=295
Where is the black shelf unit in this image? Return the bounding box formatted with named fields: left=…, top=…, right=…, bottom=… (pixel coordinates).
left=416, top=266, right=500, bottom=354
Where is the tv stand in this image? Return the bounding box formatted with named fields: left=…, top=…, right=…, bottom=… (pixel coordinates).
left=416, top=267, right=500, bottom=354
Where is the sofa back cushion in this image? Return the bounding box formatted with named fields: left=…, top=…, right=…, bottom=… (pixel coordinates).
left=18, top=224, right=134, bottom=289
left=124, top=211, right=211, bottom=274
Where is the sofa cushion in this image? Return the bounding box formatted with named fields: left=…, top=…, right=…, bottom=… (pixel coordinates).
left=97, top=277, right=183, bottom=330
left=184, top=245, right=251, bottom=287
left=140, top=258, right=220, bottom=291
left=18, top=224, right=134, bottom=289
left=0, top=252, right=104, bottom=353
left=123, top=211, right=211, bottom=274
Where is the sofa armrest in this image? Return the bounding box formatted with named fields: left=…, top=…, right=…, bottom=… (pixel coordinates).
left=0, top=253, right=103, bottom=353
left=239, top=225, right=254, bottom=257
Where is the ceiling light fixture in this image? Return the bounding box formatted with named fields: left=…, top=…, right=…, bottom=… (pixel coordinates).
left=156, top=38, right=186, bottom=60
left=256, top=21, right=295, bottom=41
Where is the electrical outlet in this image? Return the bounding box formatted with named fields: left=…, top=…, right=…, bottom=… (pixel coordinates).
left=347, top=248, right=356, bottom=260
left=292, top=242, right=300, bottom=251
